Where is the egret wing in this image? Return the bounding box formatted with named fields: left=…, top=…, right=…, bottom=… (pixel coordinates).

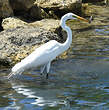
left=20, top=40, right=60, bottom=66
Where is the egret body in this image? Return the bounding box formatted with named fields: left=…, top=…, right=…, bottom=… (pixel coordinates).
left=8, top=13, right=89, bottom=78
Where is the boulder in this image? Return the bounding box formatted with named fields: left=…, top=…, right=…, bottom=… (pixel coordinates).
left=0, top=0, right=82, bottom=21
left=0, top=27, right=61, bottom=66
left=2, top=17, right=66, bottom=40
left=0, top=0, right=13, bottom=18
left=29, top=19, right=60, bottom=32
left=9, top=0, right=47, bottom=20
left=35, top=0, right=82, bottom=17
left=2, top=17, right=28, bottom=30
left=28, top=5, right=49, bottom=20
left=8, top=0, right=82, bottom=20
left=36, top=0, right=81, bottom=9
left=29, top=19, right=67, bottom=41
left=9, top=0, right=35, bottom=11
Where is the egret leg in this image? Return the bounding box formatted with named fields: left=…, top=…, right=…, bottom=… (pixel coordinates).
left=40, top=65, right=46, bottom=74
left=7, top=72, right=13, bottom=79
left=46, top=62, right=51, bottom=79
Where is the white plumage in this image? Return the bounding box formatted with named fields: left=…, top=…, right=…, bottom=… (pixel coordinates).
left=8, top=13, right=88, bottom=78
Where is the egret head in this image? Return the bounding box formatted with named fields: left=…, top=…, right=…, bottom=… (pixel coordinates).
left=60, top=13, right=90, bottom=28
left=61, top=13, right=89, bottom=23
left=66, top=13, right=89, bottom=22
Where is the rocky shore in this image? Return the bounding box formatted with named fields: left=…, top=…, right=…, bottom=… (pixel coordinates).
left=0, top=0, right=107, bottom=67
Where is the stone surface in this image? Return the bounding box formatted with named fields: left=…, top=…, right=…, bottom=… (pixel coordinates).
left=8, top=0, right=82, bottom=20
left=2, top=17, right=28, bottom=30
left=0, top=0, right=13, bottom=18
left=0, top=27, right=61, bottom=66
left=9, top=0, right=35, bottom=11
left=9, top=0, right=46, bottom=20
left=82, top=0, right=105, bottom=2
left=29, top=19, right=67, bottom=41
left=2, top=17, right=67, bottom=40
left=36, top=0, right=81, bottom=9
left=36, top=0, right=82, bottom=17
left=29, top=19, right=60, bottom=32
left=0, top=0, right=82, bottom=23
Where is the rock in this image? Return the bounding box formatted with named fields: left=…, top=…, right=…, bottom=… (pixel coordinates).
left=82, top=0, right=107, bottom=5
left=82, top=0, right=105, bottom=2
left=29, top=19, right=67, bottom=41
left=8, top=0, right=82, bottom=20
left=2, top=17, right=67, bottom=40
left=29, top=19, right=60, bottom=32
left=2, top=17, right=60, bottom=31
left=35, top=0, right=82, bottom=17
left=0, top=0, right=13, bottom=18
left=0, top=0, right=82, bottom=22
left=28, top=5, right=49, bottom=20
left=0, top=27, right=61, bottom=66
left=9, top=0, right=48, bottom=20
left=82, top=3, right=94, bottom=17
left=9, top=0, right=35, bottom=11
left=36, top=0, right=81, bottom=10
left=2, top=17, right=59, bottom=31
left=2, top=17, right=28, bottom=30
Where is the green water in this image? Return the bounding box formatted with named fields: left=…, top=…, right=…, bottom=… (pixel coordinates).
left=1, top=4, right=109, bottom=110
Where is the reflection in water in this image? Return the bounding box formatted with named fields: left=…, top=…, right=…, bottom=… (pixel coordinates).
left=7, top=81, right=67, bottom=109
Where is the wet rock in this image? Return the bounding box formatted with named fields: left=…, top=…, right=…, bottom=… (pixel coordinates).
left=0, top=0, right=13, bottom=18
left=0, top=27, right=61, bottom=66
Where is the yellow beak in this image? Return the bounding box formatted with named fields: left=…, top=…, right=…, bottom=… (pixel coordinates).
left=76, top=15, right=89, bottom=23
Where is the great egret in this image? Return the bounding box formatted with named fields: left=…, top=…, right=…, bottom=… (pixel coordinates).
left=8, top=13, right=89, bottom=79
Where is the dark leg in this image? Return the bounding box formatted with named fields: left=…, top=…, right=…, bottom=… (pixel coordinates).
left=46, top=62, right=51, bottom=79
left=46, top=73, right=49, bottom=79
left=40, top=65, right=46, bottom=75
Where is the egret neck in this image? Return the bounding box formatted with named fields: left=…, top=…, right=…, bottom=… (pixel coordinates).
left=60, top=16, right=72, bottom=52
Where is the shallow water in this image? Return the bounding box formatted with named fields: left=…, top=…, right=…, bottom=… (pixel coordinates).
left=1, top=4, right=109, bottom=110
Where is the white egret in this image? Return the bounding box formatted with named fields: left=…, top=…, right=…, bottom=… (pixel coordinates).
left=8, top=13, right=89, bottom=79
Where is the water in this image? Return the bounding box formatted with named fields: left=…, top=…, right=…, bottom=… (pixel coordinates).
left=1, top=5, right=109, bottom=110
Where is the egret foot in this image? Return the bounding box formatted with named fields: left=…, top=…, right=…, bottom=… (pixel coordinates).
left=46, top=73, right=49, bottom=79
